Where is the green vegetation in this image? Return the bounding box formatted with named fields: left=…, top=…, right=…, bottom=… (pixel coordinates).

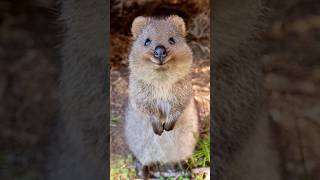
left=186, top=135, right=210, bottom=169
left=110, top=114, right=122, bottom=127
left=110, top=155, right=136, bottom=180
left=193, top=173, right=207, bottom=180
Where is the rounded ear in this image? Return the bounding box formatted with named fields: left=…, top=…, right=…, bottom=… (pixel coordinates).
left=168, top=15, right=186, bottom=37
left=131, top=16, right=149, bottom=39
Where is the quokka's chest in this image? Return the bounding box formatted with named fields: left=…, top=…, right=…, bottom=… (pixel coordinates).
left=137, top=85, right=175, bottom=112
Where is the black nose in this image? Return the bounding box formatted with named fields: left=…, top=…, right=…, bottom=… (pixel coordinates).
left=154, top=45, right=167, bottom=62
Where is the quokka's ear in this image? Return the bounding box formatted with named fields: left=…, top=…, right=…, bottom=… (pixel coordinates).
left=167, top=15, right=186, bottom=37
left=131, top=16, right=150, bottom=39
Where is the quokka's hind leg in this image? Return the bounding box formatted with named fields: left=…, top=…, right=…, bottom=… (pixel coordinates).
left=135, top=158, right=150, bottom=179
left=134, top=158, right=143, bottom=177
left=141, top=165, right=150, bottom=180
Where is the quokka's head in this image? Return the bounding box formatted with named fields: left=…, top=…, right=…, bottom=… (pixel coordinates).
left=128, top=15, right=193, bottom=82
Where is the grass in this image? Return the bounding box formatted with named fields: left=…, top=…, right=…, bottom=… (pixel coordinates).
left=110, top=155, right=136, bottom=180
left=160, top=174, right=205, bottom=180
left=193, top=174, right=207, bottom=180
left=186, top=135, right=210, bottom=169
left=110, top=114, right=122, bottom=127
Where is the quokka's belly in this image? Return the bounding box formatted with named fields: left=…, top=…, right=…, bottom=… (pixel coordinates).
left=125, top=99, right=199, bottom=165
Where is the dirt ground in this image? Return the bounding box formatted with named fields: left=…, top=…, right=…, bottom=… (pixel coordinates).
left=0, top=0, right=319, bottom=180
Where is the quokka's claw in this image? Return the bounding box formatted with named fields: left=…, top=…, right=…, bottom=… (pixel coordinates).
left=163, top=121, right=176, bottom=131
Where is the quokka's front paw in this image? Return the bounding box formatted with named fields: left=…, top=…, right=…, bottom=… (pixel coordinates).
left=163, top=121, right=176, bottom=131
left=151, top=121, right=164, bottom=136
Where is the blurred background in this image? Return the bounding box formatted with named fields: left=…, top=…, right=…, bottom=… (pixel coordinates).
left=0, top=0, right=319, bottom=179
left=263, top=1, right=320, bottom=179
left=0, top=0, right=60, bottom=180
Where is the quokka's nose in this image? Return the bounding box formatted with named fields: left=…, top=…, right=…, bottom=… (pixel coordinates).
left=153, top=45, right=167, bottom=63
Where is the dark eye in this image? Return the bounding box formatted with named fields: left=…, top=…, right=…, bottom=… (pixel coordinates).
left=144, top=38, right=151, bottom=46
left=168, top=37, right=175, bottom=45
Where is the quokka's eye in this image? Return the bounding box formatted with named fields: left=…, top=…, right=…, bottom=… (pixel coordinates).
left=144, top=38, right=151, bottom=46
left=168, top=37, right=175, bottom=45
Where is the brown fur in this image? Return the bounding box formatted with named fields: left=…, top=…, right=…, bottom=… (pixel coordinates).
left=125, top=16, right=199, bottom=178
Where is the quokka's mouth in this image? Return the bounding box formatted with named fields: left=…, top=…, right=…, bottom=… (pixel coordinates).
left=143, top=53, right=173, bottom=66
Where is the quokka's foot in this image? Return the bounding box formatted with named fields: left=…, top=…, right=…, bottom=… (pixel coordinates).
left=151, top=121, right=164, bottom=136
left=141, top=165, right=150, bottom=180
left=135, top=160, right=161, bottom=179
left=163, top=121, right=176, bottom=131
left=135, top=159, right=151, bottom=179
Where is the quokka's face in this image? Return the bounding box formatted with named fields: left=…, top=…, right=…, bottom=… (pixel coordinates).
left=129, top=16, right=193, bottom=73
